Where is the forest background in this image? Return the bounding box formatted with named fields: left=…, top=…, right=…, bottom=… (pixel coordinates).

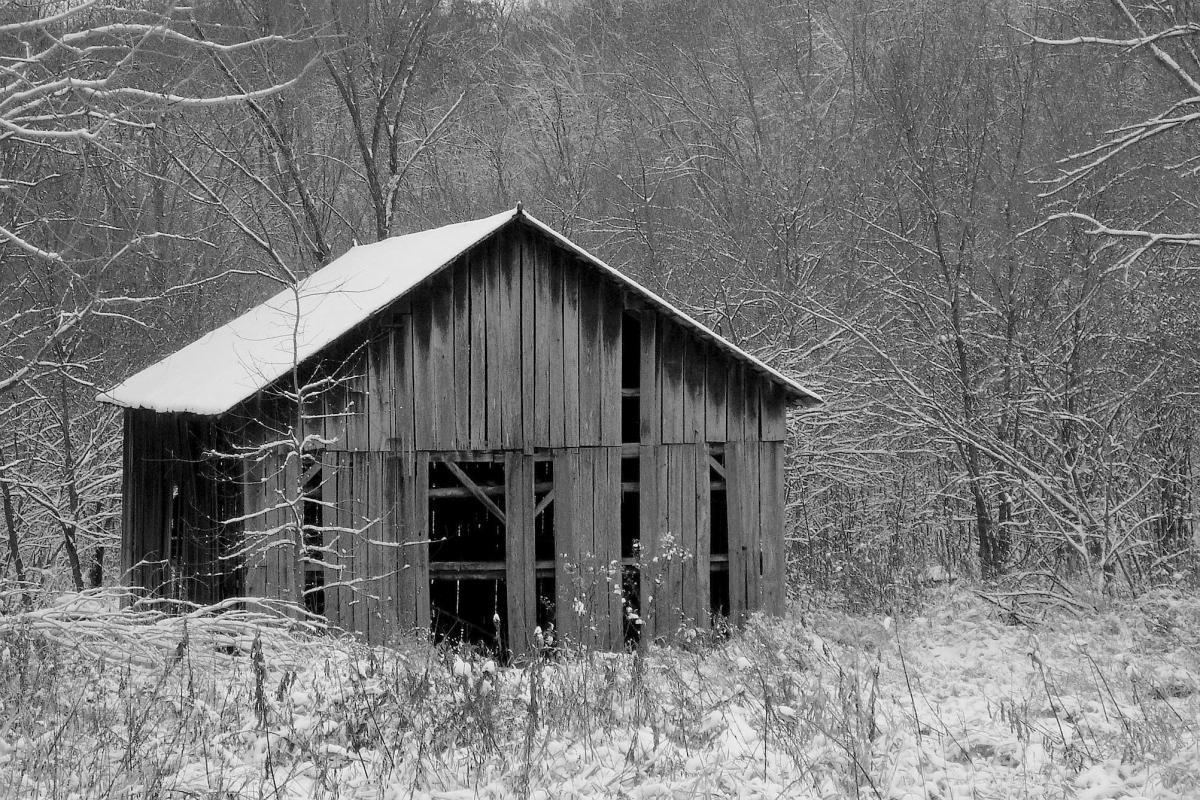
left=3, top=0, right=1198, bottom=610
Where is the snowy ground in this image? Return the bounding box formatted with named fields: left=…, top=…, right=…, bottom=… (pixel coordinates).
left=1, top=587, right=1198, bottom=799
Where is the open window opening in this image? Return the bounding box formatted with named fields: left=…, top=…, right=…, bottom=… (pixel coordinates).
left=621, top=312, right=641, bottom=444
left=428, top=460, right=508, bottom=651
left=708, top=447, right=730, bottom=623
left=534, top=459, right=556, bottom=638
left=620, top=454, right=640, bottom=646
left=302, top=461, right=325, bottom=617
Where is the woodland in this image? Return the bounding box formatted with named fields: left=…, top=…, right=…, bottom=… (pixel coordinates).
left=2, top=0, right=1200, bottom=610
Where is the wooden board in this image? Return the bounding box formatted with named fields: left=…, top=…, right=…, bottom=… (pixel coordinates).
left=639, top=317, right=660, bottom=444
left=578, top=269, right=601, bottom=445
left=694, top=443, right=711, bottom=629
left=432, top=270, right=457, bottom=450
left=532, top=234, right=553, bottom=447
left=683, top=337, right=706, bottom=443
left=726, top=363, right=746, bottom=443
left=574, top=448, right=597, bottom=647
left=412, top=288, right=435, bottom=451
left=504, top=452, right=536, bottom=656
left=724, top=441, right=746, bottom=622
left=562, top=257, right=581, bottom=448
left=408, top=452, right=431, bottom=630
left=743, top=378, right=761, bottom=447
left=599, top=282, right=623, bottom=446
left=761, top=382, right=788, bottom=442
left=468, top=248, right=487, bottom=448
left=742, top=440, right=762, bottom=612
left=394, top=313, right=416, bottom=459
left=598, top=447, right=624, bottom=647
left=484, top=237, right=506, bottom=448
left=552, top=449, right=579, bottom=642
left=520, top=231, right=537, bottom=452
left=548, top=250, right=566, bottom=448
left=452, top=258, right=471, bottom=449
left=759, top=441, right=786, bottom=615
left=660, top=322, right=685, bottom=444
left=705, top=347, right=728, bottom=442
left=637, top=444, right=658, bottom=642
left=500, top=233, right=523, bottom=449
left=679, top=444, right=698, bottom=626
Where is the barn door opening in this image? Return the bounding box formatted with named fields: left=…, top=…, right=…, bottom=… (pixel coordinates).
left=427, top=458, right=509, bottom=651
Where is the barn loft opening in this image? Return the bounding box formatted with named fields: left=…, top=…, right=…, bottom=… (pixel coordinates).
left=428, top=459, right=508, bottom=650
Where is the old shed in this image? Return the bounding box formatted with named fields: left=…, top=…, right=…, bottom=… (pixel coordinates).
left=99, top=207, right=822, bottom=654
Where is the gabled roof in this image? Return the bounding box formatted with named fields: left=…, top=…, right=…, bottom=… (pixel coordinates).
left=98, top=207, right=822, bottom=415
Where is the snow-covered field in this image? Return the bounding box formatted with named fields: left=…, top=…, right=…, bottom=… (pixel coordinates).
left=1, top=587, right=1198, bottom=799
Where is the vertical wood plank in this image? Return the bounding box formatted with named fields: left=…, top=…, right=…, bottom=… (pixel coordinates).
left=578, top=269, right=601, bottom=446
left=358, top=453, right=379, bottom=642
left=606, top=447, right=624, bottom=647
left=432, top=270, right=456, bottom=450
left=553, top=449, right=579, bottom=643
left=680, top=445, right=698, bottom=626
left=660, top=322, right=685, bottom=444
left=505, top=452, right=535, bottom=656
left=485, top=237, right=506, bottom=447
left=725, top=441, right=746, bottom=622
left=342, top=452, right=360, bottom=634
left=638, top=443, right=658, bottom=642
left=412, top=288, right=434, bottom=451
left=533, top=235, right=553, bottom=448
left=548, top=250, right=566, bottom=448
left=520, top=230, right=537, bottom=452
left=684, top=336, right=705, bottom=443
left=562, top=259, right=581, bottom=448
left=334, top=452, right=355, bottom=630
left=383, top=454, right=402, bottom=631
left=452, top=258, right=471, bottom=450
left=469, top=248, right=489, bottom=448
left=600, top=282, right=623, bottom=446
left=376, top=329, right=396, bottom=447
left=575, top=448, right=596, bottom=646
left=694, top=444, right=711, bottom=629
left=726, top=363, right=746, bottom=443
left=665, top=446, right=685, bottom=632
left=395, top=314, right=416, bottom=460
left=639, top=317, right=660, bottom=445
left=705, top=347, right=727, bottom=443
left=743, top=440, right=762, bottom=612
left=759, top=441, right=786, bottom=615
left=761, top=382, right=787, bottom=442
left=413, top=452, right=431, bottom=630
left=743, top=378, right=761, bottom=447
left=500, top=232, right=523, bottom=449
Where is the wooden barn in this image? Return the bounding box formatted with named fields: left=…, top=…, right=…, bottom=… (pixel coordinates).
left=99, top=207, right=822, bottom=654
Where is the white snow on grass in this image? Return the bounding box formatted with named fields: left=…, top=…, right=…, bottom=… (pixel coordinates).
left=2, top=588, right=1199, bottom=798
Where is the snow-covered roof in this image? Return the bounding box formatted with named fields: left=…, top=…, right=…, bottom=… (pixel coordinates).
left=98, top=207, right=822, bottom=415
